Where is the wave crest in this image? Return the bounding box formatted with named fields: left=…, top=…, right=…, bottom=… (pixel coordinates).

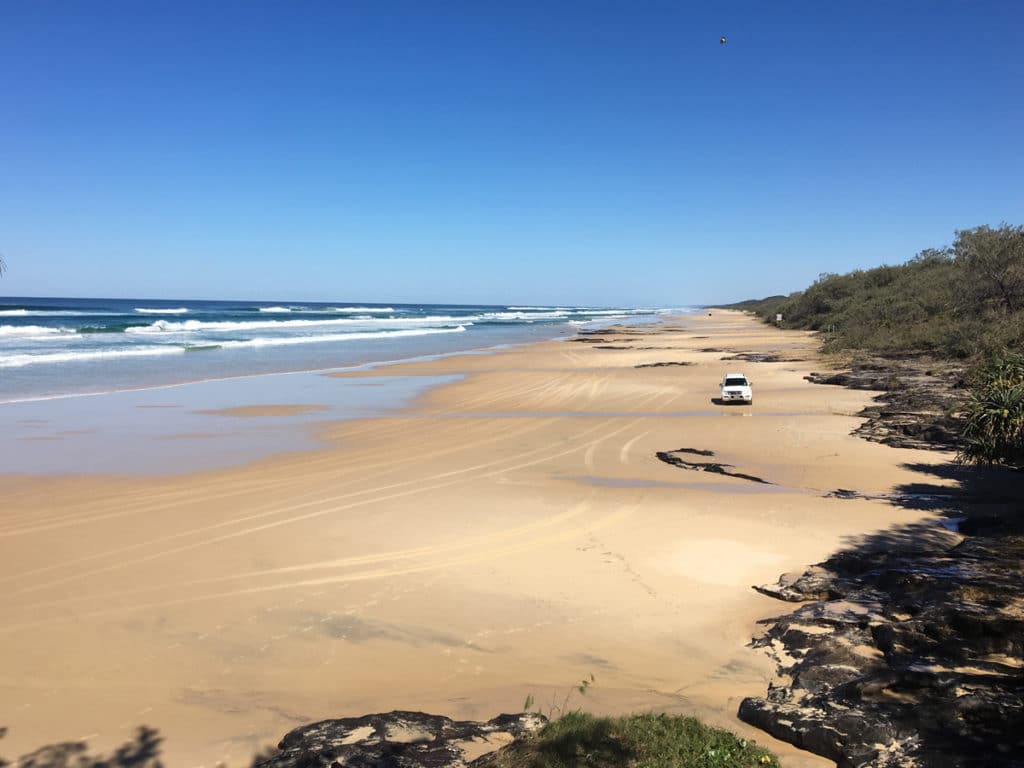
left=0, top=324, right=74, bottom=337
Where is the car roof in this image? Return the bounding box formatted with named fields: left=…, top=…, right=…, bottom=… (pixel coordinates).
left=724, top=372, right=747, bottom=378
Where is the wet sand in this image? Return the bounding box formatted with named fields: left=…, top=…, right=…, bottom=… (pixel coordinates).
left=193, top=405, right=331, bottom=418
left=0, top=311, right=956, bottom=767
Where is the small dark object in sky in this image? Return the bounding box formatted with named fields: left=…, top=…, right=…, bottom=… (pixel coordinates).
left=720, top=35, right=727, bottom=45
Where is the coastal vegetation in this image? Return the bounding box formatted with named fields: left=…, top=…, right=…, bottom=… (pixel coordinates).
left=482, top=712, right=777, bottom=768
left=719, top=224, right=1024, bottom=467
left=959, top=351, right=1024, bottom=466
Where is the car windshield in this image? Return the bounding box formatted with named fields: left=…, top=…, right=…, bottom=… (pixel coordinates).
left=725, top=377, right=748, bottom=387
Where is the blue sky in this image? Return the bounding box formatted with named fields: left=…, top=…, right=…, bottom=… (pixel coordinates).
left=1, top=1, right=1021, bottom=305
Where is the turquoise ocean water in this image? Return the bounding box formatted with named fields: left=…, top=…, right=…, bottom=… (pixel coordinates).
left=0, top=297, right=682, bottom=402
left=0, top=298, right=685, bottom=473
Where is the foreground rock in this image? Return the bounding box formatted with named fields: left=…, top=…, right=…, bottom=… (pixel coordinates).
left=254, top=711, right=545, bottom=768
left=740, top=507, right=1024, bottom=767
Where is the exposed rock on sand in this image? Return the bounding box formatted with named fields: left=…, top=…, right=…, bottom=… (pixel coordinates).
left=741, top=345, right=1023, bottom=765
left=634, top=361, right=693, bottom=368
left=656, top=447, right=773, bottom=484
left=804, top=359, right=964, bottom=451
left=255, top=711, right=545, bottom=768
left=741, top=511, right=1024, bottom=767
left=721, top=352, right=803, bottom=363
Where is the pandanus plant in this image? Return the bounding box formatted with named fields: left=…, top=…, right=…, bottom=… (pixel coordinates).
left=959, top=352, right=1024, bottom=466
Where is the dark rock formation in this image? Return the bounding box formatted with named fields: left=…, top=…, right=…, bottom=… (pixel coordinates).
left=656, top=448, right=772, bottom=484
left=634, top=361, right=692, bottom=368
left=594, top=345, right=631, bottom=350
left=1, top=726, right=164, bottom=768
left=720, top=352, right=802, bottom=363
left=254, top=711, right=545, bottom=768
left=804, top=359, right=964, bottom=451
left=741, top=507, right=1024, bottom=767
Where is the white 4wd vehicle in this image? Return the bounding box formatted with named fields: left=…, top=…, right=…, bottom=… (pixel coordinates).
left=720, top=372, right=753, bottom=404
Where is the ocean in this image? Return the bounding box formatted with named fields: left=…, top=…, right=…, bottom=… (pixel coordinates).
left=0, top=296, right=681, bottom=403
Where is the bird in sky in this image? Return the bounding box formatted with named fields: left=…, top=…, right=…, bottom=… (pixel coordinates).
left=720, top=35, right=727, bottom=45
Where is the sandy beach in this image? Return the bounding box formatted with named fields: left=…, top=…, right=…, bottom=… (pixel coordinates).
left=0, top=311, right=957, bottom=767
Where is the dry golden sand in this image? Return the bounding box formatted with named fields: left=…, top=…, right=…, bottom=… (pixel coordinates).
left=0, top=311, right=956, bottom=767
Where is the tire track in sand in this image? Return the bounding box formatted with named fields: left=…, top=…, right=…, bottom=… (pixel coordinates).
left=5, top=502, right=638, bottom=630
left=8, top=401, right=663, bottom=606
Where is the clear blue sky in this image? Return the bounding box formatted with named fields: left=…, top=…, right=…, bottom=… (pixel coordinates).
left=2, top=1, right=1021, bottom=305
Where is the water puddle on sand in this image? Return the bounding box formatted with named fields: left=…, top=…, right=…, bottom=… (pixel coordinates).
left=0, top=371, right=460, bottom=476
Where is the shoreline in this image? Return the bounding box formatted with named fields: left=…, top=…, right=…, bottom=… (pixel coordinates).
left=0, top=310, right=956, bottom=766
left=0, top=329, right=566, bottom=406
left=0, top=295, right=676, bottom=405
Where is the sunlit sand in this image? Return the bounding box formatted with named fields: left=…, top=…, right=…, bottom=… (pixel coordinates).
left=0, top=311, right=955, bottom=767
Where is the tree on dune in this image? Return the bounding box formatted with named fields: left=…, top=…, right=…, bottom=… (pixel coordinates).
left=954, top=223, right=1024, bottom=314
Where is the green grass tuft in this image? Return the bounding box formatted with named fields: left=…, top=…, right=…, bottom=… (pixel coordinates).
left=481, top=712, right=779, bottom=768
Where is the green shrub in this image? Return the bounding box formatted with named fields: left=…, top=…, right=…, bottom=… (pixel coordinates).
left=959, top=352, right=1024, bottom=466
left=483, top=712, right=778, bottom=768
left=716, top=225, right=1024, bottom=361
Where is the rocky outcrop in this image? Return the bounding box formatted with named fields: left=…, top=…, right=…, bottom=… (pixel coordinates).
left=254, top=711, right=545, bottom=768
left=740, top=511, right=1024, bottom=767
left=804, top=359, right=964, bottom=451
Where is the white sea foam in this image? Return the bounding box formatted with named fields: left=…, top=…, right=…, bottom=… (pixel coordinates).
left=331, top=306, right=396, bottom=313
left=507, top=306, right=575, bottom=311
left=135, top=307, right=189, bottom=315
left=218, top=325, right=466, bottom=349
left=0, top=326, right=467, bottom=367
left=571, top=309, right=651, bottom=316
left=259, top=306, right=293, bottom=313
left=481, top=311, right=571, bottom=320
left=0, top=309, right=125, bottom=317
left=0, top=345, right=186, bottom=368
left=125, top=316, right=470, bottom=334
left=0, top=324, right=74, bottom=337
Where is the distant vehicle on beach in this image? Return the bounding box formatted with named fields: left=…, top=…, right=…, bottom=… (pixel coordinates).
left=720, top=372, right=753, bottom=404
